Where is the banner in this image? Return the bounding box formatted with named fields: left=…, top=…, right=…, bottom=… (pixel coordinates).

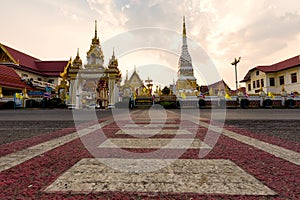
left=14, top=93, right=23, bottom=108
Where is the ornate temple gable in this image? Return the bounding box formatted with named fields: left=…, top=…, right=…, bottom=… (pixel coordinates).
left=0, top=44, right=17, bottom=64
left=85, top=20, right=105, bottom=69
left=129, top=67, right=143, bottom=85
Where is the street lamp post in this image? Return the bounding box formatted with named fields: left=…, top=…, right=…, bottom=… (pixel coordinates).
left=231, top=57, right=241, bottom=91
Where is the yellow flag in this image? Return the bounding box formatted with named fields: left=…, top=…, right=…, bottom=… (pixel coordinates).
left=15, top=93, right=23, bottom=99
left=181, top=92, right=186, bottom=99
left=268, top=92, right=274, bottom=99
left=225, top=93, right=232, bottom=100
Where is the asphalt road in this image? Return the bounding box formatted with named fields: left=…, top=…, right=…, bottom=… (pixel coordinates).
left=0, top=108, right=299, bottom=144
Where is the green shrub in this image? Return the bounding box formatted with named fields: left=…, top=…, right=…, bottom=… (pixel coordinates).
left=285, top=99, right=296, bottom=108
left=240, top=99, right=250, bottom=109
left=263, top=99, right=273, bottom=108
left=58, top=103, right=67, bottom=108
left=3, top=101, right=15, bottom=109
left=25, top=99, right=40, bottom=108
left=198, top=99, right=206, bottom=108
left=161, top=87, right=170, bottom=95
left=160, top=101, right=177, bottom=109
left=160, top=101, right=172, bottom=109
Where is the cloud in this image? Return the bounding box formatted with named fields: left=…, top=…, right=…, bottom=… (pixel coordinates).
left=3, top=0, right=299, bottom=87
left=83, top=0, right=300, bottom=87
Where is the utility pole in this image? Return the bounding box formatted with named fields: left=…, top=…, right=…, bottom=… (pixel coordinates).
left=231, top=57, right=241, bottom=91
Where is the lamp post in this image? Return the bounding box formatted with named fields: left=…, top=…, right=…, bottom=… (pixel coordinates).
left=231, top=57, right=241, bottom=91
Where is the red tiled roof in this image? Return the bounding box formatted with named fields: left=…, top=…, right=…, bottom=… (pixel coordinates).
left=241, top=55, right=300, bottom=82
left=0, top=43, right=68, bottom=76
left=256, top=55, right=300, bottom=72
left=35, top=61, right=68, bottom=76
left=0, top=65, right=28, bottom=89
left=1, top=44, right=40, bottom=70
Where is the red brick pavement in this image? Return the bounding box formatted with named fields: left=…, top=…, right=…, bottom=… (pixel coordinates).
left=0, top=110, right=299, bottom=199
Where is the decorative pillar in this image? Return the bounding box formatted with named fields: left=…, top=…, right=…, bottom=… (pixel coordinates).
left=22, top=87, right=29, bottom=108
left=0, top=86, right=3, bottom=98
left=281, top=86, right=287, bottom=106
left=259, top=87, right=266, bottom=107
left=105, top=48, right=121, bottom=109
left=108, top=78, right=116, bottom=108
left=67, top=49, right=82, bottom=109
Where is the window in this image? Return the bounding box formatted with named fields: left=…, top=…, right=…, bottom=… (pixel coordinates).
left=269, top=77, right=275, bottom=86
left=37, top=78, right=42, bottom=81
left=261, top=79, right=264, bottom=87
left=291, top=73, right=297, bottom=83
left=279, top=76, right=284, bottom=85
left=248, top=83, right=251, bottom=91
left=253, top=81, right=256, bottom=89
left=256, top=80, right=260, bottom=88
left=256, top=71, right=259, bottom=76
left=48, top=79, right=54, bottom=84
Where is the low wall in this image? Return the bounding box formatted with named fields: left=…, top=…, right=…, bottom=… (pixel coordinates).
left=197, top=96, right=300, bottom=109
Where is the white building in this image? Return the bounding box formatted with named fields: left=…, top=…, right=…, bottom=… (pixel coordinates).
left=241, top=55, right=300, bottom=94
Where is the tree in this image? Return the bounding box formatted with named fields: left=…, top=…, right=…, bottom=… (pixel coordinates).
left=161, top=86, right=170, bottom=95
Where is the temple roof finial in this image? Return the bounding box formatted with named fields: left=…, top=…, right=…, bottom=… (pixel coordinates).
left=77, top=48, right=80, bottom=56
left=92, top=20, right=100, bottom=45
left=183, top=16, right=186, bottom=38
left=95, top=20, right=97, bottom=39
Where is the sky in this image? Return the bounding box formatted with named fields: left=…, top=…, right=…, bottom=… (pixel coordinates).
left=1, top=0, right=300, bottom=89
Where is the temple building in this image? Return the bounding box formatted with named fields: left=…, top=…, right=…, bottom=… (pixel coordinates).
left=66, top=20, right=122, bottom=109
left=0, top=43, right=70, bottom=99
left=176, top=17, right=197, bottom=97
left=241, top=55, right=300, bottom=94
left=122, top=67, right=145, bottom=98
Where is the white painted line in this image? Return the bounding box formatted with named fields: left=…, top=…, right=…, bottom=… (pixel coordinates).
left=197, top=121, right=300, bottom=166
left=0, top=120, right=113, bottom=172
left=45, top=158, right=276, bottom=195
left=115, top=129, right=192, bottom=135
left=99, top=138, right=210, bottom=149
left=124, top=124, right=179, bottom=128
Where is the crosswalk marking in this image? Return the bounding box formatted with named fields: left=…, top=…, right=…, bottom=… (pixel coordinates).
left=115, top=129, right=192, bottom=135
left=124, top=124, right=179, bottom=128
left=45, top=158, right=276, bottom=195
left=99, top=138, right=211, bottom=149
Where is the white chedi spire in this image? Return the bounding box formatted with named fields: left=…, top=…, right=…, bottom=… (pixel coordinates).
left=177, top=16, right=196, bottom=81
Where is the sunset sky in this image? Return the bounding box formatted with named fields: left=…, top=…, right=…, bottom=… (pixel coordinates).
left=1, top=0, right=300, bottom=89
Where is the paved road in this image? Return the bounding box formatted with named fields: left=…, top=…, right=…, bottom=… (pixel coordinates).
left=1, top=108, right=299, bottom=120
left=0, top=108, right=299, bottom=199
left=1, top=109, right=299, bottom=144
